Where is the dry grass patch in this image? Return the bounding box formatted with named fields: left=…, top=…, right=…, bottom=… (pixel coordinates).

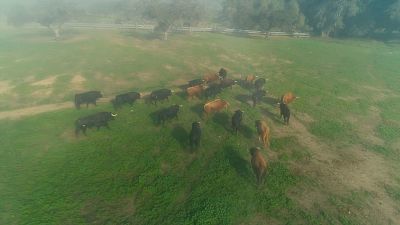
left=0, top=81, right=14, bottom=94
left=272, top=116, right=399, bottom=224
left=31, top=76, right=58, bottom=87
left=70, top=73, right=86, bottom=92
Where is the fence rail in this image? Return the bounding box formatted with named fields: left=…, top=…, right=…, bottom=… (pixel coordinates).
left=28, top=22, right=310, bottom=38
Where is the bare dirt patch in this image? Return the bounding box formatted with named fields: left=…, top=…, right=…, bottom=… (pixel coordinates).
left=32, top=88, right=53, bottom=99
left=218, top=54, right=236, bottom=63
left=135, top=72, right=155, bottom=82
left=360, top=85, right=399, bottom=101
left=31, top=76, right=58, bottom=86
left=0, top=81, right=14, bottom=94
left=164, top=64, right=174, bottom=71
left=272, top=116, right=399, bottom=224
left=346, top=106, right=385, bottom=146
left=70, top=73, right=86, bottom=91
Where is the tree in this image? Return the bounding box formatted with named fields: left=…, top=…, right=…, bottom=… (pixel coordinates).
left=33, top=0, right=76, bottom=40
left=6, top=0, right=76, bottom=40
left=221, top=0, right=305, bottom=32
left=144, top=0, right=205, bottom=40
left=300, top=0, right=361, bottom=37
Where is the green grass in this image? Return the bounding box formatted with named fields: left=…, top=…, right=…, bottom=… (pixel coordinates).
left=1, top=28, right=400, bottom=225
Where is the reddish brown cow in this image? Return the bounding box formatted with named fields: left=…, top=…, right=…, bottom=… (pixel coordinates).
left=203, top=72, right=221, bottom=83
left=250, top=147, right=267, bottom=184
left=186, top=85, right=204, bottom=99
left=203, top=99, right=229, bottom=118
left=281, top=92, right=299, bottom=104
left=255, top=120, right=270, bottom=148
left=245, top=74, right=258, bottom=83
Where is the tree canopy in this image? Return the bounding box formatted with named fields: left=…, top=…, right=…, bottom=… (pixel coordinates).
left=4, top=0, right=400, bottom=38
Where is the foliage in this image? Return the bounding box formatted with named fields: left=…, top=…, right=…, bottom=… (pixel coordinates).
left=143, top=0, right=205, bottom=39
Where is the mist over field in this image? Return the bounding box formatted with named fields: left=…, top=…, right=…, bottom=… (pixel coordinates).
left=0, top=1, right=400, bottom=225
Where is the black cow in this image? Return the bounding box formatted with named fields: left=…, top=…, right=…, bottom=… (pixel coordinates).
left=279, top=102, right=290, bottom=125
left=231, top=110, right=243, bottom=134
left=188, top=78, right=205, bottom=87
left=254, top=78, right=266, bottom=90
left=189, top=121, right=201, bottom=149
left=218, top=68, right=228, bottom=80
left=74, top=91, right=102, bottom=109
left=252, top=90, right=266, bottom=107
left=220, top=78, right=237, bottom=89
left=75, top=111, right=117, bottom=136
left=204, top=83, right=222, bottom=99
left=112, top=92, right=141, bottom=109
left=158, top=104, right=182, bottom=124
left=150, top=88, right=173, bottom=105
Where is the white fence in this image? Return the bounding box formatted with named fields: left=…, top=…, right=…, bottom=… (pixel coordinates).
left=33, top=22, right=310, bottom=38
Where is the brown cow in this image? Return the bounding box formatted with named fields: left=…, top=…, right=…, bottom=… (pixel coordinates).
left=255, top=120, right=270, bottom=148
left=203, top=72, right=221, bottom=83
left=250, top=147, right=267, bottom=184
left=186, top=85, right=204, bottom=99
left=203, top=99, right=229, bottom=118
left=281, top=92, right=299, bottom=104
left=245, top=74, right=258, bottom=83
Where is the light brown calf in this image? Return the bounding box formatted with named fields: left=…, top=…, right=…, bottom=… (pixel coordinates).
left=203, top=99, right=229, bottom=118
left=255, top=120, right=270, bottom=148
left=186, top=85, right=204, bottom=99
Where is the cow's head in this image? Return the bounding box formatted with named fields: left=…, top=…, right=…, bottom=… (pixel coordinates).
left=249, top=147, right=261, bottom=156
left=192, top=121, right=201, bottom=128
left=95, top=91, right=103, bottom=98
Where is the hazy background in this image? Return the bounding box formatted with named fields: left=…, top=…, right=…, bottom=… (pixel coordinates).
left=0, top=0, right=399, bottom=38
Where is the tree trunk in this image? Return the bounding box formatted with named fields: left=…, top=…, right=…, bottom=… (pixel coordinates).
left=163, top=31, right=168, bottom=40
left=53, top=27, right=60, bottom=40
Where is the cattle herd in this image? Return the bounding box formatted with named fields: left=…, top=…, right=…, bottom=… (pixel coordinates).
left=73, top=68, right=298, bottom=184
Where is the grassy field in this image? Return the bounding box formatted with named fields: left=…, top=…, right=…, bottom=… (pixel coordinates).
left=0, top=27, right=400, bottom=225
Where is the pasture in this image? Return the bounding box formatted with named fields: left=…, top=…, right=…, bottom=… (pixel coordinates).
left=0, top=27, right=399, bottom=225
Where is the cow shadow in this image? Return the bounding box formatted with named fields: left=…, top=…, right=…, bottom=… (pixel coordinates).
left=142, top=94, right=154, bottom=105
left=224, top=146, right=252, bottom=181
left=190, top=103, right=204, bottom=119
left=212, top=112, right=230, bottom=131
left=171, top=125, right=189, bottom=150
left=260, top=107, right=283, bottom=124
left=262, top=96, right=279, bottom=106
left=235, top=94, right=252, bottom=106
left=239, top=124, right=255, bottom=139
left=149, top=109, right=163, bottom=125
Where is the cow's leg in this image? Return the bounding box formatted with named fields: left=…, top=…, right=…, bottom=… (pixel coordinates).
left=86, top=102, right=89, bottom=108
left=75, top=127, right=80, bottom=136
left=82, top=127, right=87, bottom=136
left=105, top=122, right=110, bottom=129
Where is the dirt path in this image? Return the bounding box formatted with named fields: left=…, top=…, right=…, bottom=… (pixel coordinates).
left=0, top=102, right=73, bottom=120
left=0, top=97, right=116, bottom=120
left=0, top=91, right=169, bottom=120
